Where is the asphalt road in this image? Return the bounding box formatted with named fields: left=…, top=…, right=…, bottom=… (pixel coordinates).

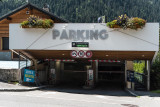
left=0, top=88, right=160, bottom=107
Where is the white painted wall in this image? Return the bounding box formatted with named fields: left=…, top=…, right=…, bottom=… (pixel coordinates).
left=9, top=23, right=159, bottom=51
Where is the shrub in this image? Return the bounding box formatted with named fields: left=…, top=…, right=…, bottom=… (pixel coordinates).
left=151, top=51, right=160, bottom=89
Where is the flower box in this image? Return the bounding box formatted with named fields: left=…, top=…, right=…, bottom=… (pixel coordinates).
left=20, top=15, right=54, bottom=29
left=107, top=15, right=146, bottom=30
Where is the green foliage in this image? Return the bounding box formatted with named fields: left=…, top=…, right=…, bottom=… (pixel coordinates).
left=151, top=51, right=160, bottom=89
left=42, top=19, right=54, bottom=28
left=106, top=20, right=118, bottom=28
left=133, top=61, right=145, bottom=74
left=20, top=20, right=29, bottom=27
left=152, top=52, right=160, bottom=73
left=37, top=19, right=43, bottom=28
left=0, top=0, right=160, bottom=23
left=20, top=15, right=54, bottom=29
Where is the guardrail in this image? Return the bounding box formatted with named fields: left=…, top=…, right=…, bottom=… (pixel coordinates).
left=134, top=72, right=147, bottom=90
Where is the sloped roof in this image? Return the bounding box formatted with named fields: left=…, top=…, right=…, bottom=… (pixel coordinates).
left=0, top=3, right=68, bottom=23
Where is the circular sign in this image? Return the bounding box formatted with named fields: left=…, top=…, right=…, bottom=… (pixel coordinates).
left=71, top=50, right=77, bottom=58
left=86, top=51, right=92, bottom=58
left=78, top=50, right=85, bottom=58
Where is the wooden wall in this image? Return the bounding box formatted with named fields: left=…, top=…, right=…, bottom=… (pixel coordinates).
left=0, top=8, right=57, bottom=38
left=0, top=7, right=62, bottom=52
left=23, top=50, right=155, bottom=60
left=0, top=37, right=2, bottom=51
left=0, top=7, right=63, bottom=60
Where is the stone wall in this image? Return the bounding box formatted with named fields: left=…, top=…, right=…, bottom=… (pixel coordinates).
left=0, top=69, right=21, bottom=82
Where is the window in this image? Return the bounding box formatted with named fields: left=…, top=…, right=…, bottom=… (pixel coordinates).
left=2, top=37, right=9, bottom=50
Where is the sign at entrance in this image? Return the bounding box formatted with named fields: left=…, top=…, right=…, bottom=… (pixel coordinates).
left=70, top=50, right=77, bottom=58
left=88, top=70, right=93, bottom=80
left=78, top=50, right=85, bottom=58
left=71, top=50, right=93, bottom=58
left=86, top=51, right=92, bottom=58
left=72, top=42, right=89, bottom=47
left=53, top=29, right=108, bottom=40
left=24, top=69, right=35, bottom=83
left=50, top=69, right=56, bottom=79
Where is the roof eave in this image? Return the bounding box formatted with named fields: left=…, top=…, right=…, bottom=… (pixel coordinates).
left=0, top=3, right=69, bottom=23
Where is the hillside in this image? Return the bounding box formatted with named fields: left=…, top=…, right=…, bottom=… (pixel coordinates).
left=0, top=0, right=160, bottom=23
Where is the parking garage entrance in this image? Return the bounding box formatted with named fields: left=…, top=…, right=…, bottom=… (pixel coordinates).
left=49, top=59, right=125, bottom=89
left=97, top=61, right=125, bottom=89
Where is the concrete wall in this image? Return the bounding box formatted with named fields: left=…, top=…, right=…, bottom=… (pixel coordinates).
left=29, top=63, right=48, bottom=83
left=0, top=69, right=21, bottom=82
left=37, top=70, right=47, bottom=83
left=10, top=23, right=159, bottom=51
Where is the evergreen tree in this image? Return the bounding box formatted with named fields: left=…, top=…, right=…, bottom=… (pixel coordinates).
left=0, top=0, right=160, bottom=23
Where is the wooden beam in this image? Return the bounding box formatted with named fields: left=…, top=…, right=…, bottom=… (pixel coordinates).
left=7, top=17, right=12, bottom=20
left=20, top=50, right=35, bottom=59
left=0, top=37, right=2, bottom=51
left=28, top=6, right=33, bottom=10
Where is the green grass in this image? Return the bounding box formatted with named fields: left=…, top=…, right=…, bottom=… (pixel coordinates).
left=151, top=90, right=160, bottom=94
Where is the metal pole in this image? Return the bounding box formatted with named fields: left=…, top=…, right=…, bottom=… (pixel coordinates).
left=147, top=60, right=150, bottom=91
left=95, top=60, right=98, bottom=83
left=125, top=60, right=127, bottom=84
left=18, top=52, right=21, bottom=69
left=145, top=60, right=147, bottom=75
left=26, top=59, right=27, bottom=68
